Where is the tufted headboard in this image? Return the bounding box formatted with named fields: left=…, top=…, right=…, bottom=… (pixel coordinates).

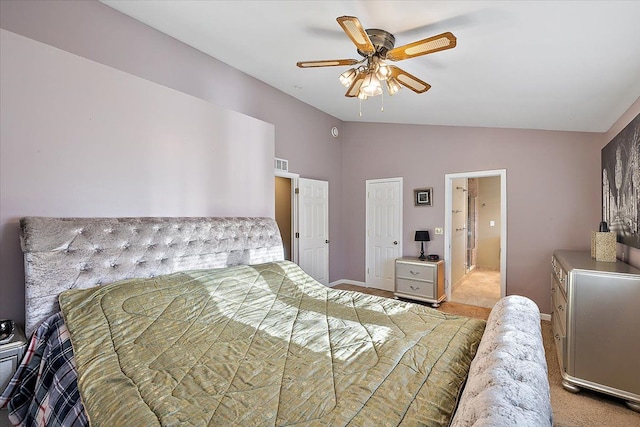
left=20, top=216, right=284, bottom=337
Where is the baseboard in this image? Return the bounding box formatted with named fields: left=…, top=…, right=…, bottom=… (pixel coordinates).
left=540, top=313, right=551, bottom=322
left=328, top=279, right=366, bottom=288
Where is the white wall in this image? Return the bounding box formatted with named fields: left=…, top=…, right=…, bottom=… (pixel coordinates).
left=0, top=29, right=275, bottom=327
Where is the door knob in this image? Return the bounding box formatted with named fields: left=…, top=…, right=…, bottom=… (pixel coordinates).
left=393, top=241, right=398, bottom=245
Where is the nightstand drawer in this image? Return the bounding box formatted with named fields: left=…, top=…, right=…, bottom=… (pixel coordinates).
left=396, top=278, right=435, bottom=298
left=0, top=326, right=28, bottom=393
left=0, top=354, right=20, bottom=391
left=394, top=257, right=444, bottom=307
left=396, top=262, right=434, bottom=283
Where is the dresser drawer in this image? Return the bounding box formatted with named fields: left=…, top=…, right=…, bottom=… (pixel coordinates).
left=396, top=262, right=434, bottom=283
left=552, top=313, right=567, bottom=374
left=551, top=281, right=567, bottom=334
left=396, top=278, right=435, bottom=298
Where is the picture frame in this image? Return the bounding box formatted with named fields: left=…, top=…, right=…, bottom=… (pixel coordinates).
left=414, top=188, right=433, bottom=206
left=601, top=112, right=640, bottom=249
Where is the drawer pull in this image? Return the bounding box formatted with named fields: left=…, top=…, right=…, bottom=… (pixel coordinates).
left=557, top=305, right=564, bottom=311
left=555, top=334, right=560, bottom=340
left=410, top=285, right=421, bottom=291
left=409, top=270, right=420, bottom=276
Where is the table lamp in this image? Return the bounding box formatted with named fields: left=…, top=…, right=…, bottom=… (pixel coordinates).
left=415, top=230, right=430, bottom=261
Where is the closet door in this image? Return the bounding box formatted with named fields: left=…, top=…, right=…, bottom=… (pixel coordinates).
left=298, top=178, right=329, bottom=285
left=366, top=177, right=402, bottom=291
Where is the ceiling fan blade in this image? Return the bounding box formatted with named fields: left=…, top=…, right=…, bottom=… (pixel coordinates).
left=345, top=72, right=367, bottom=97
left=337, top=16, right=375, bottom=55
left=388, top=66, right=431, bottom=93
left=297, top=59, right=360, bottom=68
left=386, top=32, right=457, bottom=61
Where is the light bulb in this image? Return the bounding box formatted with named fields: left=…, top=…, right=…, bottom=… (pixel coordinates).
left=376, top=62, right=390, bottom=81
left=360, top=72, right=382, bottom=97
left=386, top=78, right=401, bottom=96
left=339, top=68, right=357, bottom=87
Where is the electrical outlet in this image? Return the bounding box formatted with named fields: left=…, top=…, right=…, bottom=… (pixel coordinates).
left=435, top=227, right=443, bottom=235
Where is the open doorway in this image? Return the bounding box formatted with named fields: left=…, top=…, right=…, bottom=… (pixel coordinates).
left=444, top=170, right=506, bottom=308
left=275, top=171, right=298, bottom=263
left=275, top=172, right=330, bottom=285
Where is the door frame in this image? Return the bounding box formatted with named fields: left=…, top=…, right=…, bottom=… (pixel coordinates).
left=365, top=177, right=403, bottom=289
left=444, top=169, right=507, bottom=301
left=275, top=170, right=299, bottom=264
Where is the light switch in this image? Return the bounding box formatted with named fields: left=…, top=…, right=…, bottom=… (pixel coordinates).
left=490, top=221, right=495, bottom=227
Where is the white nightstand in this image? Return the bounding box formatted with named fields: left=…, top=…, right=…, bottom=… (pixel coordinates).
left=394, top=257, right=445, bottom=307
left=1, top=326, right=27, bottom=392
left=1, top=325, right=27, bottom=427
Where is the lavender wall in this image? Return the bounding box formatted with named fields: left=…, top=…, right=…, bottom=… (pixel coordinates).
left=0, top=0, right=345, bottom=268
left=0, top=29, right=275, bottom=326
left=0, top=0, right=346, bottom=327
left=341, top=122, right=602, bottom=313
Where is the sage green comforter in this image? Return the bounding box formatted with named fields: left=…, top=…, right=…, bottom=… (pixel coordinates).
left=59, top=261, right=485, bottom=426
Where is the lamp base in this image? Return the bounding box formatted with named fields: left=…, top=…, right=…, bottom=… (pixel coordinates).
left=419, top=242, right=426, bottom=260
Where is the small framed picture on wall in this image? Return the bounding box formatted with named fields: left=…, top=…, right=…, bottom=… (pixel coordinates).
left=414, top=188, right=433, bottom=206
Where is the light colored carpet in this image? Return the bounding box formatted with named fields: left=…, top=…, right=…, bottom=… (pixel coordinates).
left=451, top=269, right=501, bottom=308
left=541, top=321, right=640, bottom=426
left=332, top=283, right=640, bottom=426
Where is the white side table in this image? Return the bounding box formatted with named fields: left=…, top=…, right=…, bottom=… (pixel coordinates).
left=1, top=325, right=27, bottom=426
left=394, top=257, right=445, bottom=307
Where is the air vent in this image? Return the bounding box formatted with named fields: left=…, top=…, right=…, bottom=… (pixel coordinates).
left=274, top=157, right=288, bottom=172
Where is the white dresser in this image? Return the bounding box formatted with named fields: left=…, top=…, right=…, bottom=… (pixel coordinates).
left=551, top=250, right=640, bottom=412
left=394, top=257, right=445, bottom=307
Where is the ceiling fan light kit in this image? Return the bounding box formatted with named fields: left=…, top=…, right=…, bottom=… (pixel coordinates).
left=297, top=15, right=457, bottom=109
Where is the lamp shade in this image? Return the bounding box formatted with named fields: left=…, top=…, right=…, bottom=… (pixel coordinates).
left=415, top=230, right=430, bottom=242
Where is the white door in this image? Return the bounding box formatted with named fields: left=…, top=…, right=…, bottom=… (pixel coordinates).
left=298, top=178, right=329, bottom=285
left=366, top=178, right=403, bottom=291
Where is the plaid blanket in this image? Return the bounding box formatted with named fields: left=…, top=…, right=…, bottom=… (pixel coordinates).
left=0, top=313, right=88, bottom=427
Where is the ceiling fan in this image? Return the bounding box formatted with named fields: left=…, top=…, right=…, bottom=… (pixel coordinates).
left=297, top=16, right=456, bottom=99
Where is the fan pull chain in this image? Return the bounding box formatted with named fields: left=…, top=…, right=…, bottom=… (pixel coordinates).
left=381, top=90, right=384, bottom=112
left=359, top=98, right=363, bottom=117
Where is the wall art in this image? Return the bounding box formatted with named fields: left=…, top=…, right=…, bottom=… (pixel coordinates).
left=414, top=188, right=433, bottom=206
left=602, top=113, right=640, bottom=249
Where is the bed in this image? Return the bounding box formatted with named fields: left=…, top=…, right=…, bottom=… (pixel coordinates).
left=1, top=216, right=552, bottom=426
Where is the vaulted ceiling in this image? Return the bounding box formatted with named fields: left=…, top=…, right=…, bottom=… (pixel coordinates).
left=101, top=1, right=640, bottom=133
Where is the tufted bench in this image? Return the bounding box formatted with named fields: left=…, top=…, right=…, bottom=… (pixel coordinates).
left=450, top=295, right=553, bottom=426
